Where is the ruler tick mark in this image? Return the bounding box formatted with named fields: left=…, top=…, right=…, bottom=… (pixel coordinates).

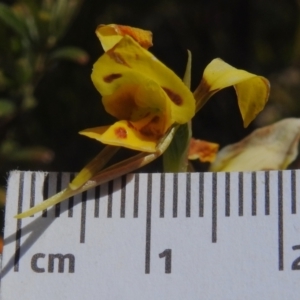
left=14, top=172, right=24, bottom=272
left=94, top=185, right=100, bottom=218
left=107, top=181, right=113, bottom=218
left=238, top=172, right=243, bottom=216
left=173, top=174, right=178, bottom=218
left=265, top=171, right=270, bottom=215
left=80, top=191, right=87, bottom=244
left=199, top=173, right=204, bottom=217
left=133, top=174, right=139, bottom=218
left=145, top=174, right=152, bottom=274
left=278, top=171, right=284, bottom=270
left=42, top=173, right=49, bottom=217
left=225, top=173, right=230, bottom=217
left=186, top=173, right=191, bottom=217
left=212, top=173, right=217, bottom=243
left=251, top=172, right=257, bottom=216
left=160, top=174, right=165, bottom=218
left=29, top=172, right=36, bottom=217
left=120, top=175, right=127, bottom=218
left=291, top=170, right=296, bottom=214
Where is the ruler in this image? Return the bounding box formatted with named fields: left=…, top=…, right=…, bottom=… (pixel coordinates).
left=1, top=170, right=300, bottom=299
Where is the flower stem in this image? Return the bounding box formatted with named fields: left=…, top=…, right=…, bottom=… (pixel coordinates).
left=15, top=127, right=176, bottom=218
left=69, top=145, right=119, bottom=190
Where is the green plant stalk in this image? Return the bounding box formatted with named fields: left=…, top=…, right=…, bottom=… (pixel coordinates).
left=163, top=50, right=192, bottom=172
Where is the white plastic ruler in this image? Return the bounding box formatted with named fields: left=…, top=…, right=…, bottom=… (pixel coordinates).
left=1, top=170, right=300, bottom=299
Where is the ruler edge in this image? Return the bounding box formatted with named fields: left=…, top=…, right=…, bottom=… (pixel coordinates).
left=0, top=169, right=299, bottom=294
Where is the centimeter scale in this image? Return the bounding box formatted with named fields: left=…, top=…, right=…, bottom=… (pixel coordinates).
left=1, top=170, right=300, bottom=299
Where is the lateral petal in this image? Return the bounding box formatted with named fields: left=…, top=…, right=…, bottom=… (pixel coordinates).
left=194, top=58, right=270, bottom=127
left=234, top=76, right=270, bottom=127
left=79, top=121, right=159, bottom=152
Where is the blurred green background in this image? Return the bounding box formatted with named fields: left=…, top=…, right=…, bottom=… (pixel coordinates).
left=1, top=0, right=300, bottom=238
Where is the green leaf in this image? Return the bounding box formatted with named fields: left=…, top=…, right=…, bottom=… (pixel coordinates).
left=0, top=3, right=28, bottom=38
left=163, top=123, right=192, bottom=172
left=49, top=47, right=89, bottom=64
left=8, top=146, right=54, bottom=163
left=48, top=0, right=83, bottom=41
left=0, top=99, right=15, bottom=117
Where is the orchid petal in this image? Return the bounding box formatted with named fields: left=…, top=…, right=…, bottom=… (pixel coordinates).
left=96, top=24, right=153, bottom=51
left=79, top=120, right=159, bottom=152
left=91, top=36, right=195, bottom=125
left=101, top=74, right=173, bottom=131
left=188, top=138, right=219, bottom=162
left=194, top=58, right=270, bottom=127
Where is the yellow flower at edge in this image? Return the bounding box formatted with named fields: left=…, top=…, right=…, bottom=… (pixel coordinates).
left=80, top=25, right=196, bottom=152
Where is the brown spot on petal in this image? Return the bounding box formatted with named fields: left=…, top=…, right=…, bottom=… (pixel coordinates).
left=115, top=25, right=153, bottom=49
left=107, top=50, right=131, bottom=67
left=163, top=87, right=183, bottom=106
left=115, top=127, right=127, bottom=139
left=103, top=73, right=122, bottom=83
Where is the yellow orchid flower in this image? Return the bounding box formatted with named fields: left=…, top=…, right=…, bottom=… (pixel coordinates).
left=80, top=26, right=195, bottom=152
left=15, top=24, right=270, bottom=219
